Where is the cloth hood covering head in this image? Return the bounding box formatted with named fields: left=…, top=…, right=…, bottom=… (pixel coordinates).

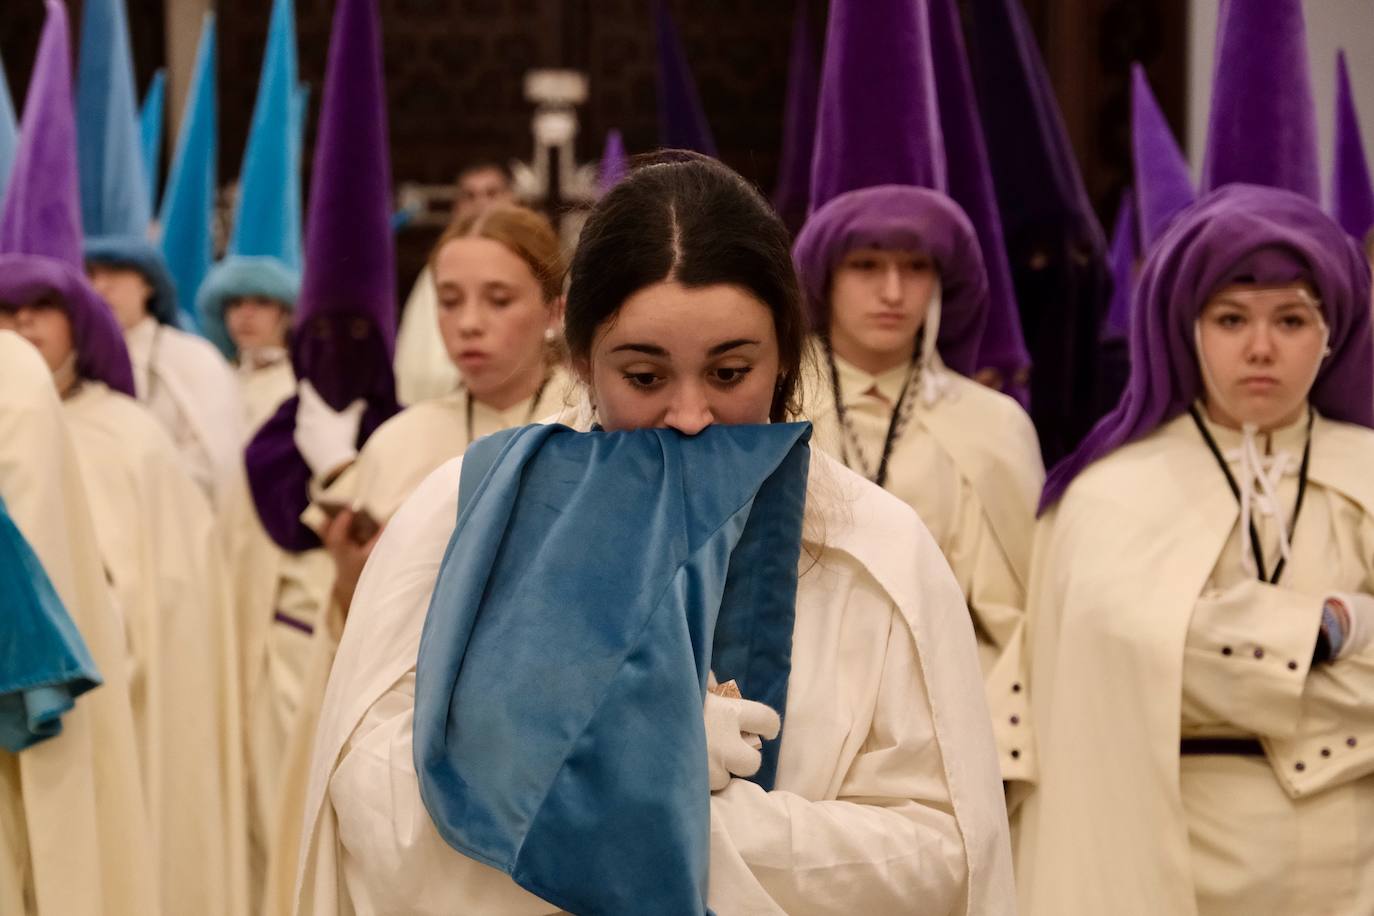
left=0, top=51, right=18, bottom=206
left=793, top=185, right=989, bottom=377
left=1132, top=63, right=1195, bottom=250
left=0, top=494, right=101, bottom=753
left=1332, top=50, right=1374, bottom=242
left=1041, top=183, right=1374, bottom=512
left=928, top=0, right=1029, bottom=400
left=770, top=1, right=819, bottom=235
left=965, top=0, right=1111, bottom=463
left=1201, top=0, right=1319, bottom=199
left=138, top=69, right=165, bottom=212
left=652, top=0, right=718, bottom=157
left=0, top=0, right=135, bottom=397
left=196, top=255, right=301, bottom=358
left=597, top=128, right=628, bottom=196
left=82, top=234, right=180, bottom=325
left=75, top=0, right=152, bottom=241
left=245, top=0, right=399, bottom=552
left=156, top=14, right=217, bottom=331
left=415, top=421, right=809, bottom=914
left=810, top=0, right=946, bottom=207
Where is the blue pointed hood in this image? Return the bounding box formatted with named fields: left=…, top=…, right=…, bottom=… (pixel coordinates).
left=75, top=0, right=151, bottom=238
left=231, top=0, right=302, bottom=269
left=0, top=53, right=18, bottom=207
left=157, top=14, right=217, bottom=331
left=139, top=69, right=165, bottom=213
left=652, top=0, right=717, bottom=156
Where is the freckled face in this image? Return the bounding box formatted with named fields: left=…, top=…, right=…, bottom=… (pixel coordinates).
left=583, top=281, right=780, bottom=434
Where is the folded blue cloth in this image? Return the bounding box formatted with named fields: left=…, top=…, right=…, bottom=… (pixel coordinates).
left=0, top=496, right=101, bottom=752
left=414, top=422, right=811, bottom=915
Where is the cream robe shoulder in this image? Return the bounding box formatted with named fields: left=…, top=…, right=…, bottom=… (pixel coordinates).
left=1017, top=412, right=1374, bottom=915
left=393, top=266, right=459, bottom=406
left=294, top=448, right=1014, bottom=916
left=145, top=322, right=248, bottom=506
left=0, top=333, right=158, bottom=916
left=241, top=358, right=297, bottom=434
left=61, top=381, right=249, bottom=916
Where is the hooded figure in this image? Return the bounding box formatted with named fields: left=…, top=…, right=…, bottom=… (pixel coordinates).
left=796, top=0, right=1042, bottom=791
left=770, top=1, right=819, bottom=236
left=1022, top=185, right=1374, bottom=913
left=1331, top=51, right=1374, bottom=245
left=0, top=330, right=156, bottom=916
left=0, top=8, right=247, bottom=915
left=965, top=0, right=1112, bottom=465
left=79, top=6, right=243, bottom=506
left=245, top=0, right=400, bottom=553
left=1201, top=0, right=1320, bottom=201
left=653, top=0, right=718, bottom=156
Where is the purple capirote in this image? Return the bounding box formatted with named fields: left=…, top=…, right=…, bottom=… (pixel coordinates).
left=1040, top=183, right=1374, bottom=512
left=792, top=184, right=989, bottom=378
left=1131, top=63, right=1195, bottom=251
left=245, top=0, right=399, bottom=552
left=1332, top=50, right=1374, bottom=243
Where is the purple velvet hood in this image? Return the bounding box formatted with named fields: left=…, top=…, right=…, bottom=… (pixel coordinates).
left=1041, top=184, right=1374, bottom=512
left=792, top=185, right=989, bottom=377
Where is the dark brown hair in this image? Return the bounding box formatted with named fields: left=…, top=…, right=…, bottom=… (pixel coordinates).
left=563, top=152, right=805, bottom=421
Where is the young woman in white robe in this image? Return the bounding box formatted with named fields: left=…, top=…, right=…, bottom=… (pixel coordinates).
left=292, top=156, right=1014, bottom=915
left=1019, top=184, right=1374, bottom=915
left=0, top=331, right=157, bottom=916
left=0, top=275, right=247, bottom=916
left=792, top=186, right=1044, bottom=788
left=257, top=204, right=573, bottom=916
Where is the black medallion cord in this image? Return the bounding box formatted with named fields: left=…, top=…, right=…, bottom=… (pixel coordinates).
left=466, top=374, right=552, bottom=447
left=823, top=336, right=919, bottom=490
left=1188, top=404, right=1314, bottom=586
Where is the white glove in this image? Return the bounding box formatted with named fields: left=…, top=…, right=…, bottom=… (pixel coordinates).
left=704, top=690, right=781, bottom=792
left=1324, top=592, right=1374, bottom=660
left=293, top=379, right=366, bottom=479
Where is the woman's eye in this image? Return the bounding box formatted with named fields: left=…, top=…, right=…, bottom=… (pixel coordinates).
left=488, top=296, right=513, bottom=308
left=1214, top=313, right=1244, bottom=329
left=438, top=297, right=460, bottom=310
left=624, top=372, right=660, bottom=389
left=711, top=366, right=752, bottom=386
left=1279, top=314, right=1310, bottom=330
left=848, top=258, right=879, bottom=272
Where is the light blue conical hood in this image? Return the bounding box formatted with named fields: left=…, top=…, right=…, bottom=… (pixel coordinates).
left=75, top=0, right=151, bottom=237
left=157, top=14, right=217, bottom=331
left=230, top=0, right=302, bottom=269
left=0, top=53, right=18, bottom=209
left=139, top=69, right=165, bottom=212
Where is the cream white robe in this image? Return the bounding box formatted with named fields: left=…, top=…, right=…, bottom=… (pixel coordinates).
left=62, top=379, right=248, bottom=916
left=0, top=333, right=158, bottom=916
left=258, top=372, right=574, bottom=916
left=125, top=315, right=246, bottom=508
left=1018, top=409, right=1374, bottom=915
left=292, top=448, right=1015, bottom=916
left=239, top=354, right=296, bottom=435
left=393, top=266, right=459, bottom=406
left=799, top=347, right=1044, bottom=785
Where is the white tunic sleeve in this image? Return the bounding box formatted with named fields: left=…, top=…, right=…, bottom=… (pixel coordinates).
left=707, top=599, right=967, bottom=915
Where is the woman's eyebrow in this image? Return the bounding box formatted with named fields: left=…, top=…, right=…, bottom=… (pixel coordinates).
left=707, top=338, right=760, bottom=356
left=610, top=342, right=669, bottom=356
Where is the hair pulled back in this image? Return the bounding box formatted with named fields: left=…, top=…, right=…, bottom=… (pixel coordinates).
left=429, top=204, right=565, bottom=303
left=565, top=152, right=806, bottom=421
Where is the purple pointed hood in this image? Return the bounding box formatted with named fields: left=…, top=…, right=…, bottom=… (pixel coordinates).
left=1102, top=189, right=1138, bottom=342
left=652, top=0, right=717, bottom=157
left=929, top=0, right=1029, bottom=400
left=598, top=129, right=629, bottom=196
left=1201, top=0, right=1319, bottom=199
left=1042, top=184, right=1373, bottom=512
left=770, top=1, right=819, bottom=235
left=1332, top=50, right=1374, bottom=243
left=0, top=1, right=133, bottom=398
left=793, top=185, right=989, bottom=377
left=246, top=0, right=399, bottom=552
left=810, top=0, right=945, bottom=208
left=1131, top=64, right=1195, bottom=250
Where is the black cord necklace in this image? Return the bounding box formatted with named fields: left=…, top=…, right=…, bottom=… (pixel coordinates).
left=824, top=341, right=917, bottom=490
left=466, top=373, right=551, bottom=446
left=1188, top=405, right=1314, bottom=585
